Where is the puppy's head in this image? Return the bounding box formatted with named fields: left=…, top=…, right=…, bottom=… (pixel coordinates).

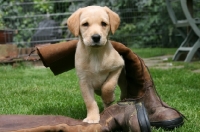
left=67, top=6, right=120, bottom=47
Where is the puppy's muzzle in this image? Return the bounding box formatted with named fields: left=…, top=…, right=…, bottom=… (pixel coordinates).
left=92, top=34, right=101, bottom=43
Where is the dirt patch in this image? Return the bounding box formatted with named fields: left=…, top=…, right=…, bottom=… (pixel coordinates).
left=143, top=55, right=200, bottom=73
left=143, top=55, right=174, bottom=68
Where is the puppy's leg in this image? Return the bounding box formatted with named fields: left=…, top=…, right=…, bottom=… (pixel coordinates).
left=79, top=81, right=100, bottom=123
left=118, top=67, right=127, bottom=100
left=101, top=67, right=123, bottom=108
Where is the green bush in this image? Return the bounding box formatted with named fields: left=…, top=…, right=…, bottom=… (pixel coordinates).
left=0, top=0, right=70, bottom=47
left=1, top=0, right=194, bottom=48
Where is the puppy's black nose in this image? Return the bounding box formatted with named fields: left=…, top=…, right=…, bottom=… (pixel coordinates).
left=92, top=34, right=101, bottom=43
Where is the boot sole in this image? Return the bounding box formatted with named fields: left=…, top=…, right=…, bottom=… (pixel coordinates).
left=150, top=116, right=184, bottom=130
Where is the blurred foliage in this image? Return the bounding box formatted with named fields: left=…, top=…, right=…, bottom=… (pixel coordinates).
left=111, top=0, right=183, bottom=47
left=1, top=0, right=199, bottom=47
left=0, top=0, right=70, bottom=47
left=70, top=0, right=189, bottom=48
left=0, top=12, right=4, bottom=29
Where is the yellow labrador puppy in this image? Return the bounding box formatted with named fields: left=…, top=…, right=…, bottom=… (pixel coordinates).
left=67, top=6, right=124, bottom=123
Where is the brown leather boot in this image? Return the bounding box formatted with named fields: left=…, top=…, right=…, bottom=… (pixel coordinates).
left=112, top=42, right=184, bottom=130
left=0, top=102, right=150, bottom=132
left=36, top=40, right=184, bottom=130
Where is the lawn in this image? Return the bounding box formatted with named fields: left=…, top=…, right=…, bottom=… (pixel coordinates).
left=132, top=48, right=177, bottom=58
left=0, top=48, right=200, bottom=132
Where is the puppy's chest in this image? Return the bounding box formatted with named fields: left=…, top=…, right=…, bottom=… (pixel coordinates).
left=77, top=65, right=109, bottom=89
left=76, top=56, right=115, bottom=88
left=81, top=55, right=115, bottom=73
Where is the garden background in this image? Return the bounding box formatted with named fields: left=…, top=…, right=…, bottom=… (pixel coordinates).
left=1, top=0, right=199, bottom=48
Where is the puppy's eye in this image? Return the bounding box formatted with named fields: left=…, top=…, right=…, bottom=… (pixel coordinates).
left=82, top=22, right=89, bottom=27
left=101, top=22, right=107, bottom=27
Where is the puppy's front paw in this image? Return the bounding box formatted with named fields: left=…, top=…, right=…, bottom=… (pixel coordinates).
left=83, top=115, right=100, bottom=123
left=103, top=99, right=115, bottom=108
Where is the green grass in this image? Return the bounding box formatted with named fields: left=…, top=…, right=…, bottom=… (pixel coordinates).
left=132, top=48, right=177, bottom=58
left=0, top=47, right=200, bottom=131
left=149, top=68, right=200, bottom=132
left=0, top=65, right=110, bottom=119
left=0, top=66, right=85, bottom=118
left=173, top=61, right=200, bottom=71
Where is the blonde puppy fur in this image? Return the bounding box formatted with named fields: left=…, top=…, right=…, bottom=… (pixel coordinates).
left=67, top=6, right=124, bottom=123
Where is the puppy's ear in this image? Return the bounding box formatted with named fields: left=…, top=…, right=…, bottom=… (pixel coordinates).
left=67, top=8, right=82, bottom=36
left=104, top=6, right=120, bottom=34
